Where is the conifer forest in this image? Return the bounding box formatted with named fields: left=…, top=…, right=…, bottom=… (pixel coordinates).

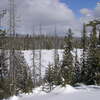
left=0, top=0, right=100, bottom=100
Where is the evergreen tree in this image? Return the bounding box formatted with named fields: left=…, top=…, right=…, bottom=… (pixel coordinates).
left=80, top=24, right=88, bottom=84
left=61, top=28, right=74, bottom=86
left=53, top=63, right=62, bottom=85
left=14, top=51, right=33, bottom=93
left=86, top=34, right=100, bottom=85
left=53, top=29, right=62, bottom=85
left=45, top=64, right=54, bottom=84
left=0, top=30, right=10, bottom=99
left=8, top=51, right=33, bottom=95
left=83, top=20, right=100, bottom=85
left=44, top=63, right=54, bottom=92
left=74, top=48, right=81, bottom=84
left=44, top=61, right=62, bottom=90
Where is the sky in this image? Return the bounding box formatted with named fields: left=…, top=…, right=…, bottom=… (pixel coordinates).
left=0, top=0, right=100, bottom=36
left=60, top=0, right=99, bottom=17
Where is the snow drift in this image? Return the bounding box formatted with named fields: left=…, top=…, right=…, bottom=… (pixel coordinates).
left=7, top=85, right=100, bottom=100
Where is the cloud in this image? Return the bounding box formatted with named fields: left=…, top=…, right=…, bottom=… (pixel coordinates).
left=80, top=3, right=100, bottom=24
left=1, top=0, right=100, bottom=36
left=0, top=0, right=80, bottom=36
left=94, top=4, right=100, bottom=19
left=17, top=0, right=78, bottom=35
left=80, top=8, right=92, bottom=16
left=79, top=3, right=100, bottom=35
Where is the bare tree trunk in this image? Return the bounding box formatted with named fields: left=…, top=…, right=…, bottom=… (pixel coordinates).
left=9, top=0, right=16, bottom=95
left=32, top=26, right=36, bottom=87
left=38, top=24, right=42, bottom=85
left=54, top=25, right=59, bottom=67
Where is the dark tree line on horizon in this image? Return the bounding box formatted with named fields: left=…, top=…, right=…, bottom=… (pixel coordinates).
left=0, top=29, right=84, bottom=50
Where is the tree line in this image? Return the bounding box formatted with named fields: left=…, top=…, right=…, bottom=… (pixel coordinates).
left=44, top=20, right=100, bottom=91
left=0, top=20, right=100, bottom=99
left=0, top=30, right=83, bottom=50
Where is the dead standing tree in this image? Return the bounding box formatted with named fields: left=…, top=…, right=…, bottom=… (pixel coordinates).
left=8, top=0, right=33, bottom=95
left=38, top=24, right=42, bottom=85
left=32, top=26, right=37, bottom=87
left=8, top=0, right=17, bottom=95
left=86, top=20, right=100, bottom=47
left=0, top=9, right=7, bottom=81
left=53, top=25, right=60, bottom=85
left=54, top=25, right=59, bottom=67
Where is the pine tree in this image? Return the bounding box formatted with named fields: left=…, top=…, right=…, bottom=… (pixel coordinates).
left=0, top=30, right=10, bottom=99
left=80, top=24, right=88, bottom=84
left=8, top=51, right=33, bottom=95
left=53, top=26, right=62, bottom=85
left=61, top=28, right=74, bottom=86
left=44, top=61, right=62, bottom=91
left=14, top=51, right=33, bottom=93
left=83, top=20, right=100, bottom=85
left=45, top=64, right=54, bottom=84
left=53, top=63, right=62, bottom=85
left=74, top=48, right=81, bottom=84
left=86, top=34, right=99, bottom=85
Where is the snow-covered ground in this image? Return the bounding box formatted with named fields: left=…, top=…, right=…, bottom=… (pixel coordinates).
left=3, top=49, right=100, bottom=100
left=23, top=50, right=63, bottom=67
left=22, top=49, right=82, bottom=76
left=8, top=85, right=100, bottom=100
left=22, top=49, right=64, bottom=76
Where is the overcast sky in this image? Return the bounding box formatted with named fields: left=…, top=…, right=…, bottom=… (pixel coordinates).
left=0, top=0, right=100, bottom=36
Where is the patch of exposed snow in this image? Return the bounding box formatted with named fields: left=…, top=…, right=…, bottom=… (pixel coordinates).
left=9, top=96, right=19, bottom=100
left=22, top=49, right=82, bottom=76
left=32, top=86, right=47, bottom=95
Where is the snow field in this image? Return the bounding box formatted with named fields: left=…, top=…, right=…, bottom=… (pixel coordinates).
left=8, top=85, right=100, bottom=100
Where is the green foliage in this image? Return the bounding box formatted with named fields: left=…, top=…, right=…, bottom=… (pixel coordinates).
left=45, top=64, right=54, bottom=84
left=0, top=29, right=6, bottom=37
left=61, top=28, right=74, bottom=86
left=74, top=49, right=81, bottom=84
left=44, top=63, right=62, bottom=86
left=14, top=52, right=33, bottom=94
left=81, top=20, right=100, bottom=85
left=23, top=76, right=33, bottom=93
left=0, top=78, right=11, bottom=99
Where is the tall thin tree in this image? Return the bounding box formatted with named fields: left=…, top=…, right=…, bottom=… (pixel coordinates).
left=9, top=0, right=16, bottom=95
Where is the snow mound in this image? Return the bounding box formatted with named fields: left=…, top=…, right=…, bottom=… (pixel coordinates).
left=75, top=84, right=100, bottom=92
left=32, top=86, right=47, bottom=95
left=51, top=85, right=77, bottom=94
left=6, top=85, right=100, bottom=100
left=9, top=96, right=19, bottom=100
left=19, top=86, right=46, bottom=98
